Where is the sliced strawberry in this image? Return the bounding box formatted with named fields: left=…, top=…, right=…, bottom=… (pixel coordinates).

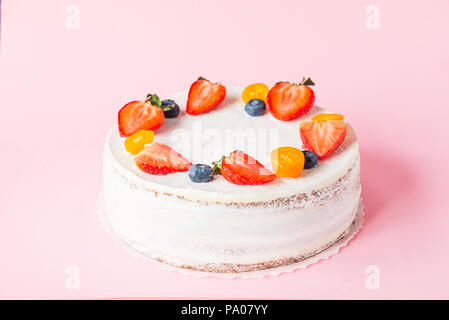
left=186, top=77, right=226, bottom=115
left=267, top=78, right=315, bottom=121
left=118, top=94, right=165, bottom=137
left=300, top=120, right=347, bottom=160
left=135, top=142, right=191, bottom=175
left=217, top=151, right=276, bottom=185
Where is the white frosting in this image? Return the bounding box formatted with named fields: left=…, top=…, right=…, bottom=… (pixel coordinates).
left=102, top=87, right=362, bottom=270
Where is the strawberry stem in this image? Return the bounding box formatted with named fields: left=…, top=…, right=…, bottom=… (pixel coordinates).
left=299, top=77, right=315, bottom=86
left=145, top=94, right=162, bottom=107
left=210, top=156, right=224, bottom=176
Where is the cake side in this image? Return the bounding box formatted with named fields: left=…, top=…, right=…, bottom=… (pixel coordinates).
left=103, top=143, right=361, bottom=271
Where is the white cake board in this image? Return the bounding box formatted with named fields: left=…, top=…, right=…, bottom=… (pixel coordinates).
left=97, top=189, right=364, bottom=279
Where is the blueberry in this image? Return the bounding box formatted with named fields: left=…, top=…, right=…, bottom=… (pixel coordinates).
left=188, top=164, right=214, bottom=183
left=245, top=99, right=266, bottom=117
left=303, top=150, right=318, bottom=169
left=161, top=99, right=180, bottom=118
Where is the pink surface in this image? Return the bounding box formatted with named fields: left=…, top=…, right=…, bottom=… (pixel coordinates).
left=1, top=0, right=449, bottom=299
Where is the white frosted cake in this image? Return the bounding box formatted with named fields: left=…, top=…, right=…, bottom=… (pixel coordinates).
left=102, top=82, right=361, bottom=273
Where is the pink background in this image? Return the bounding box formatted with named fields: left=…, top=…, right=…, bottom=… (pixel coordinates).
left=1, top=0, right=449, bottom=299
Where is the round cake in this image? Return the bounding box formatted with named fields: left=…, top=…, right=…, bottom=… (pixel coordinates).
left=102, top=86, right=361, bottom=273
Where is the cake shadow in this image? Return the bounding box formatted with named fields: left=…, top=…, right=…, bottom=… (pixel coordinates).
left=359, top=147, right=418, bottom=230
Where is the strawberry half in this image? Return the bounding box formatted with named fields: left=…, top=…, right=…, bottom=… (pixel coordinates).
left=267, top=78, right=315, bottom=121
left=118, top=94, right=165, bottom=137
left=186, top=77, right=226, bottom=115
left=213, top=151, right=276, bottom=185
left=135, top=142, right=192, bottom=175
left=300, top=120, right=347, bottom=160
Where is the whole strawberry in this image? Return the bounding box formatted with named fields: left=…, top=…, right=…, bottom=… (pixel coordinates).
left=267, top=77, right=315, bottom=121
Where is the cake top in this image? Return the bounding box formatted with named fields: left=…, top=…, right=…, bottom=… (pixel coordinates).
left=107, top=85, right=359, bottom=203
